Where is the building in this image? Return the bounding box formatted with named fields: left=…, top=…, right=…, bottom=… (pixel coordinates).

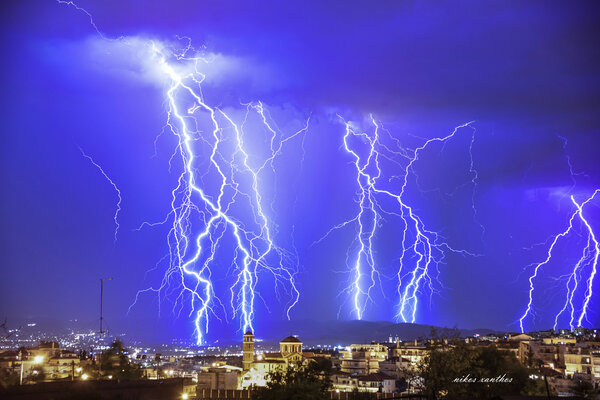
left=331, top=371, right=397, bottom=393
left=278, top=335, right=303, bottom=364
left=378, top=359, right=402, bottom=379
left=242, top=331, right=254, bottom=372
left=239, top=331, right=307, bottom=389
left=197, top=366, right=241, bottom=390
left=42, top=350, right=81, bottom=380
left=518, top=339, right=563, bottom=369
left=357, top=372, right=396, bottom=393
left=564, top=346, right=599, bottom=377
left=339, top=343, right=388, bottom=362
left=339, top=343, right=387, bottom=375
left=1, top=341, right=85, bottom=383
left=331, top=371, right=357, bottom=392
left=392, top=340, right=428, bottom=369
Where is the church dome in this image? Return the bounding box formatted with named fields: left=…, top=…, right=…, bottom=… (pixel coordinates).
left=280, top=335, right=301, bottom=343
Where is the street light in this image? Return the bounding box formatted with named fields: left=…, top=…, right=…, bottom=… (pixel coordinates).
left=19, top=355, right=44, bottom=385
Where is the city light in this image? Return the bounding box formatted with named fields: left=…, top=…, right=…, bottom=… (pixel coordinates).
left=33, top=355, right=44, bottom=364
left=81, top=374, right=89, bottom=380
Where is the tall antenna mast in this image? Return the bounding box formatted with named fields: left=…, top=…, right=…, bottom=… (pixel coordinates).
left=99, top=278, right=113, bottom=337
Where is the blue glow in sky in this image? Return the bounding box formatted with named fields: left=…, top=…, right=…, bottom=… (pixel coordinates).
left=0, top=0, right=599, bottom=342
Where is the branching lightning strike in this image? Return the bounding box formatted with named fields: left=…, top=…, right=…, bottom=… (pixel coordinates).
left=60, top=1, right=307, bottom=344
left=519, top=136, right=599, bottom=333
left=519, top=190, right=599, bottom=333
left=58, top=0, right=599, bottom=338
left=134, top=46, right=308, bottom=343
left=79, top=147, right=122, bottom=243
left=317, top=117, right=480, bottom=322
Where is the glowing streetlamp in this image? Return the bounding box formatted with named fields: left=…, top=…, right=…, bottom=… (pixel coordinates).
left=19, top=355, right=45, bottom=385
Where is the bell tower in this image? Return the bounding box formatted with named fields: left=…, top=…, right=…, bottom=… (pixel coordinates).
left=242, top=330, right=255, bottom=371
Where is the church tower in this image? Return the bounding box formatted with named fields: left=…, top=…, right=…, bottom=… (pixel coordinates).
left=242, top=330, right=255, bottom=371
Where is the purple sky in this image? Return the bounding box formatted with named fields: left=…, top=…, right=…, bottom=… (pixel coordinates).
left=0, top=0, right=599, bottom=342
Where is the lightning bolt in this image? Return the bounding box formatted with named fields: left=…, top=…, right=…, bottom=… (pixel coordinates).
left=552, top=237, right=590, bottom=331
left=574, top=192, right=599, bottom=327
left=59, top=2, right=306, bottom=344
left=391, top=121, right=479, bottom=323
left=519, top=189, right=599, bottom=333
left=79, top=147, right=122, bottom=243
left=339, top=115, right=382, bottom=321
left=134, top=43, right=306, bottom=344
left=317, top=117, right=479, bottom=322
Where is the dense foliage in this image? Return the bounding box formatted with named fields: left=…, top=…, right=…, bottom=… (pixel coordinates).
left=417, top=342, right=546, bottom=399
left=253, top=358, right=332, bottom=400
left=83, top=338, right=142, bottom=380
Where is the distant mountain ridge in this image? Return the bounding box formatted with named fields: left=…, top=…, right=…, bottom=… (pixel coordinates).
left=254, top=320, right=505, bottom=346
left=2, top=316, right=506, bottom=347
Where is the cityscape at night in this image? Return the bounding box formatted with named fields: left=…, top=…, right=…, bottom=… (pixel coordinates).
left=1, top=1, right=599, bottom=399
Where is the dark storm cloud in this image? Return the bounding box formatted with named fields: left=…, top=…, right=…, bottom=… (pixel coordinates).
left=195, top=1, right=598, bottom=122
left=6, top=1, right=598, bottom=118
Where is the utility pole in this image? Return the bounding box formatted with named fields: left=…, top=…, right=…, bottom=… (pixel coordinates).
left=99, top=277, right=112, bottom=378
left=99, top=278, right=113, bottom=338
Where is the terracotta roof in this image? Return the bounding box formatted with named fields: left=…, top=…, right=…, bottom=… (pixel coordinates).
left=281, top=335, right=302, bottom=343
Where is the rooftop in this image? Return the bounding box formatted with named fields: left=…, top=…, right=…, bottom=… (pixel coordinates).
left=281, top=335, right=302, bottom=343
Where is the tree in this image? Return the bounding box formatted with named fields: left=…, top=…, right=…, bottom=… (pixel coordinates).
left=0, top=367, right=20, bottom=387
left=98, top=338, right=142, bottom=380
left=252, top=359, right=332, bottom=400
left=570, top=379, right=599, bottom=398
left=417, top=342, right=545, bottom=399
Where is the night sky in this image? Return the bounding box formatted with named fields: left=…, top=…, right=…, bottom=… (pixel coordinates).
left=1, top=0, right=599, bottom=342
